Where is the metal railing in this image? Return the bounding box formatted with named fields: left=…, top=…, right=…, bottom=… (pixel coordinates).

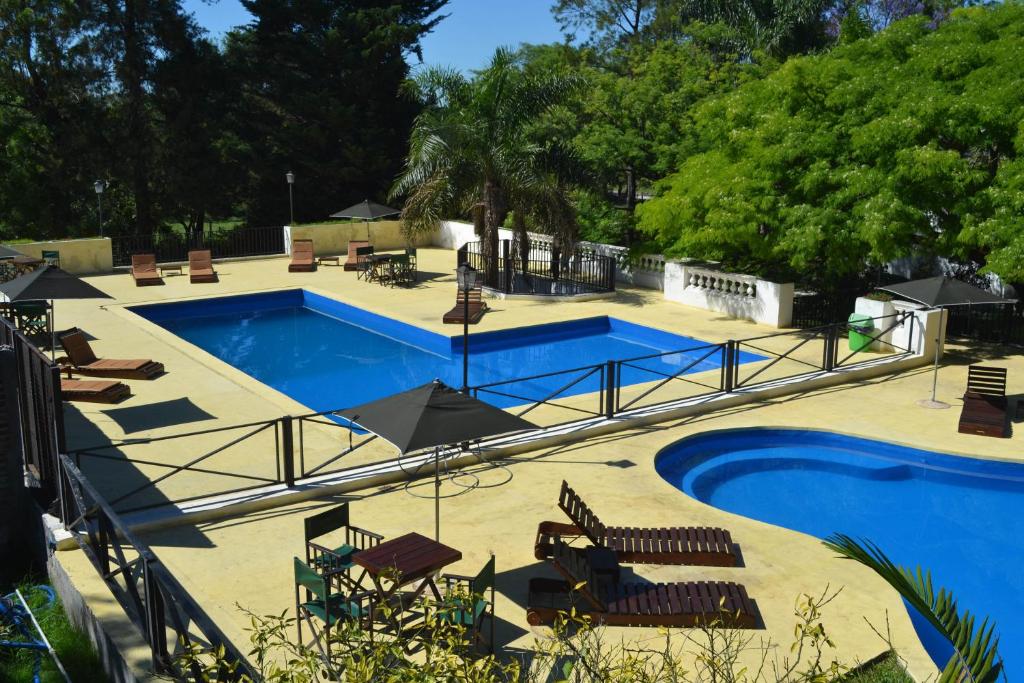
left=1, top=315, right=64, bottom=501
left=111, top=226, right=285, bottom=267
left=57, top=454, right=254, bottom=679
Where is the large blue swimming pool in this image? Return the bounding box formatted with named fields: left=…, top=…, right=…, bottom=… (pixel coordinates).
left=656, top=429, right=1024, bottom=675
left=132, top=289, right=760, bottom=413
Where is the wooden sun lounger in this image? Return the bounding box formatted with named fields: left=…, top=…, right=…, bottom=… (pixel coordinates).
left=526, top=539, right=757, bottom=628
left=959, top=365, right=1009, bottom=438
left=58, top=329, right=164, bottom=379
left=61, top=378, right=130, bottom=403
left=189, top=250, right=218, bottom=283
left=344, top=241, right=370, bottom=271
left=442, top=286, right=488, bottom=324
left=536, top=480, right=737, bottom=566
left=289, top=239, right=316, bottom=272
left=130, top=253, right=163, bottom=286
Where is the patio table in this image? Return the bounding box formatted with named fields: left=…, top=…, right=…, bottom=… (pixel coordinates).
left=11, top=255, right=43, bottom=277
left=365, top=253, right=393, bottom=283
left=353, top=532, right=462, bottom=602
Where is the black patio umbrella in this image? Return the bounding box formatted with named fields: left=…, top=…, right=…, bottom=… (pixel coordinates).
left=0, top=244, right=23, bottom=259
left=0, top=265, right=112, bottom=358
left=330, top=199, right=401, bottom=242
left=877, top=276, right=1016, bottom=408
left=339, top=380, right=537, bottom=540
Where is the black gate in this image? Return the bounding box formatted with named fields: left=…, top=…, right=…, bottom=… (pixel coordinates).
left=458, top=239, right=615, bottom=296
left=111, top=226, right=285, bottom=267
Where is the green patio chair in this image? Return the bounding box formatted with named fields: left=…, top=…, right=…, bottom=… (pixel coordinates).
left=294, top=557, right=370, bottom=674
left=405, top=247, right=417, bottom=272
left=41, top=250, right=60, bottom=268
left=436, top=554, right=496, bottom=653
left=12, top=301, right=51, bottom=348
left=304, top=503, right=382, bottom=592
left=386, top=254, right=413, bottom=287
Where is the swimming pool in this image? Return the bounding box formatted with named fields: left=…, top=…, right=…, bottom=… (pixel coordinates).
left=655, top=429, right=1024, bottom=675
left=131, top=289, right=761, bottom=413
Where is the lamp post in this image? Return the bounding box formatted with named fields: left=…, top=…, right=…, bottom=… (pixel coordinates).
left=456, top=263, right=478, bottom=392
left=93, top=180, right=105, bottom=237
left=285, top=171, right=295, bottom=225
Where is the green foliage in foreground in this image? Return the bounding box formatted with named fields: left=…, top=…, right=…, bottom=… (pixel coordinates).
left=825, top=534, right=1003, bottom=683
left=0, top=581, right=109, bottom=683
left=176, top=585, right=911, bottom=682
left=637, top=3, right=1024, bottom=285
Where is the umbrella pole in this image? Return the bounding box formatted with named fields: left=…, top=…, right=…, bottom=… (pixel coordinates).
left=434, top=446, right=441, bottom=541
left=919, top=307, right=950, bottom=409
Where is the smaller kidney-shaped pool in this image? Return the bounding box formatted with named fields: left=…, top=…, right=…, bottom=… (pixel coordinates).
left=655, top=428, right=1024, bottom=674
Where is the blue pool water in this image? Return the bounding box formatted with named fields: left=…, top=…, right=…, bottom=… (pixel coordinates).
left=656, top=429, right=1024, bottom=674
left=131, top=289, right=760, bottom=413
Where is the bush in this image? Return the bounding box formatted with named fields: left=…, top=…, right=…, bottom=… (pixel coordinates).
left=173, top=585, right=912, bottom=682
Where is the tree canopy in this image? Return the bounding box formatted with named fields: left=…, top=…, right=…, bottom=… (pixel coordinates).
left=636, top=3, right=1024, bottom=285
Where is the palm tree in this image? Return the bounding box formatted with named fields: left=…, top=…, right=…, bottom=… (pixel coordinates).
left=391, top=48, right=582, bottom=287
left=824, top=534, right=1004, bottom=683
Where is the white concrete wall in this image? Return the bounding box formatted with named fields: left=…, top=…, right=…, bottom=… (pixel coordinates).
left=5, top=238, right=113, bottom=274
left=664, top=261, right=794, bottom=327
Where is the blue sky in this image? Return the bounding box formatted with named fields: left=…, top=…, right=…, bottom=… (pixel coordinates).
left=182, top=0, right=566, bottom=72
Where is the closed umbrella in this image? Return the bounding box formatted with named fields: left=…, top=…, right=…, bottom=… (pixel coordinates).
left=0, top=265, right=112, bottom=359
left=330, top=199, right=401, bottom=242
left=877, top=276, right=1016, bottom=408
left=339, top=380, right=536, bottom=540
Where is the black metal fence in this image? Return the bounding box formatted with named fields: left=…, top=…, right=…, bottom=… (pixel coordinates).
left=458, top=239, right=616, bottom=295
left=57, top=455, right=254, bottom=679
left=0, top=314, right=64, bottom=501
left=946, top=301, right=1024, bottom=346
left=111, top=225, right=285, bottom=267
left=791, top=289, right=861, bottom=328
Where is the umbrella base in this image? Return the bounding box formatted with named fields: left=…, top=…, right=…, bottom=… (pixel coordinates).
left=917, top=398, right=951, bottom=409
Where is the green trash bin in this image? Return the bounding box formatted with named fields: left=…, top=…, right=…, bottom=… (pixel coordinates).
left=848, top=312, right=874, bottom=352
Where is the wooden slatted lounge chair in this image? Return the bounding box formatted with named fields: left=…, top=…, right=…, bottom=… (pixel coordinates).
left=289, top=239, right=316, bottom=272
left=534, top=480, right=738, bottom=566
left=130, top=253, right=163, bottom=286
left=434, top=555, right=496, bottom=653
left=304, top=503, right=382, bottom=593
left=58, top=329, right=164, bottom=379
left=60, top=378, right=130, bottom=403
left=344, top=240, right=370, bottom=271
left=188, top=249, right=217, bottom=283
left=442, top=285, right=488, bottom=324
left=526, top=539, right=757, bottom=628
left=959, top=365, right=1009, bottom=438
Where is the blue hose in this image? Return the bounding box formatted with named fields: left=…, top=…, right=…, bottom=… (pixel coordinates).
left=1, top=585, right=57, bottom=683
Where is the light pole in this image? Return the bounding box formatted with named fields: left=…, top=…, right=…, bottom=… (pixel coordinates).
left=93, top=180, right=105, bottom=237
left=456, top=263, right=478, bottom=392
left=285, top=171, right=295, bottom=225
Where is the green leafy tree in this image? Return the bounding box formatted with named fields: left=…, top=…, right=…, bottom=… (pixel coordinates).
left=637, top=4, right=1024, bottom=285
left=391, top=48, right=582, bottom=286
left=0, top=0, right=105, bottom=237
left=226, top=0, right=446, bottom=226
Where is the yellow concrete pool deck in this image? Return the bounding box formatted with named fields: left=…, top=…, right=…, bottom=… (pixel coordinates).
left=51, top=248, right=1024, bottom=679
